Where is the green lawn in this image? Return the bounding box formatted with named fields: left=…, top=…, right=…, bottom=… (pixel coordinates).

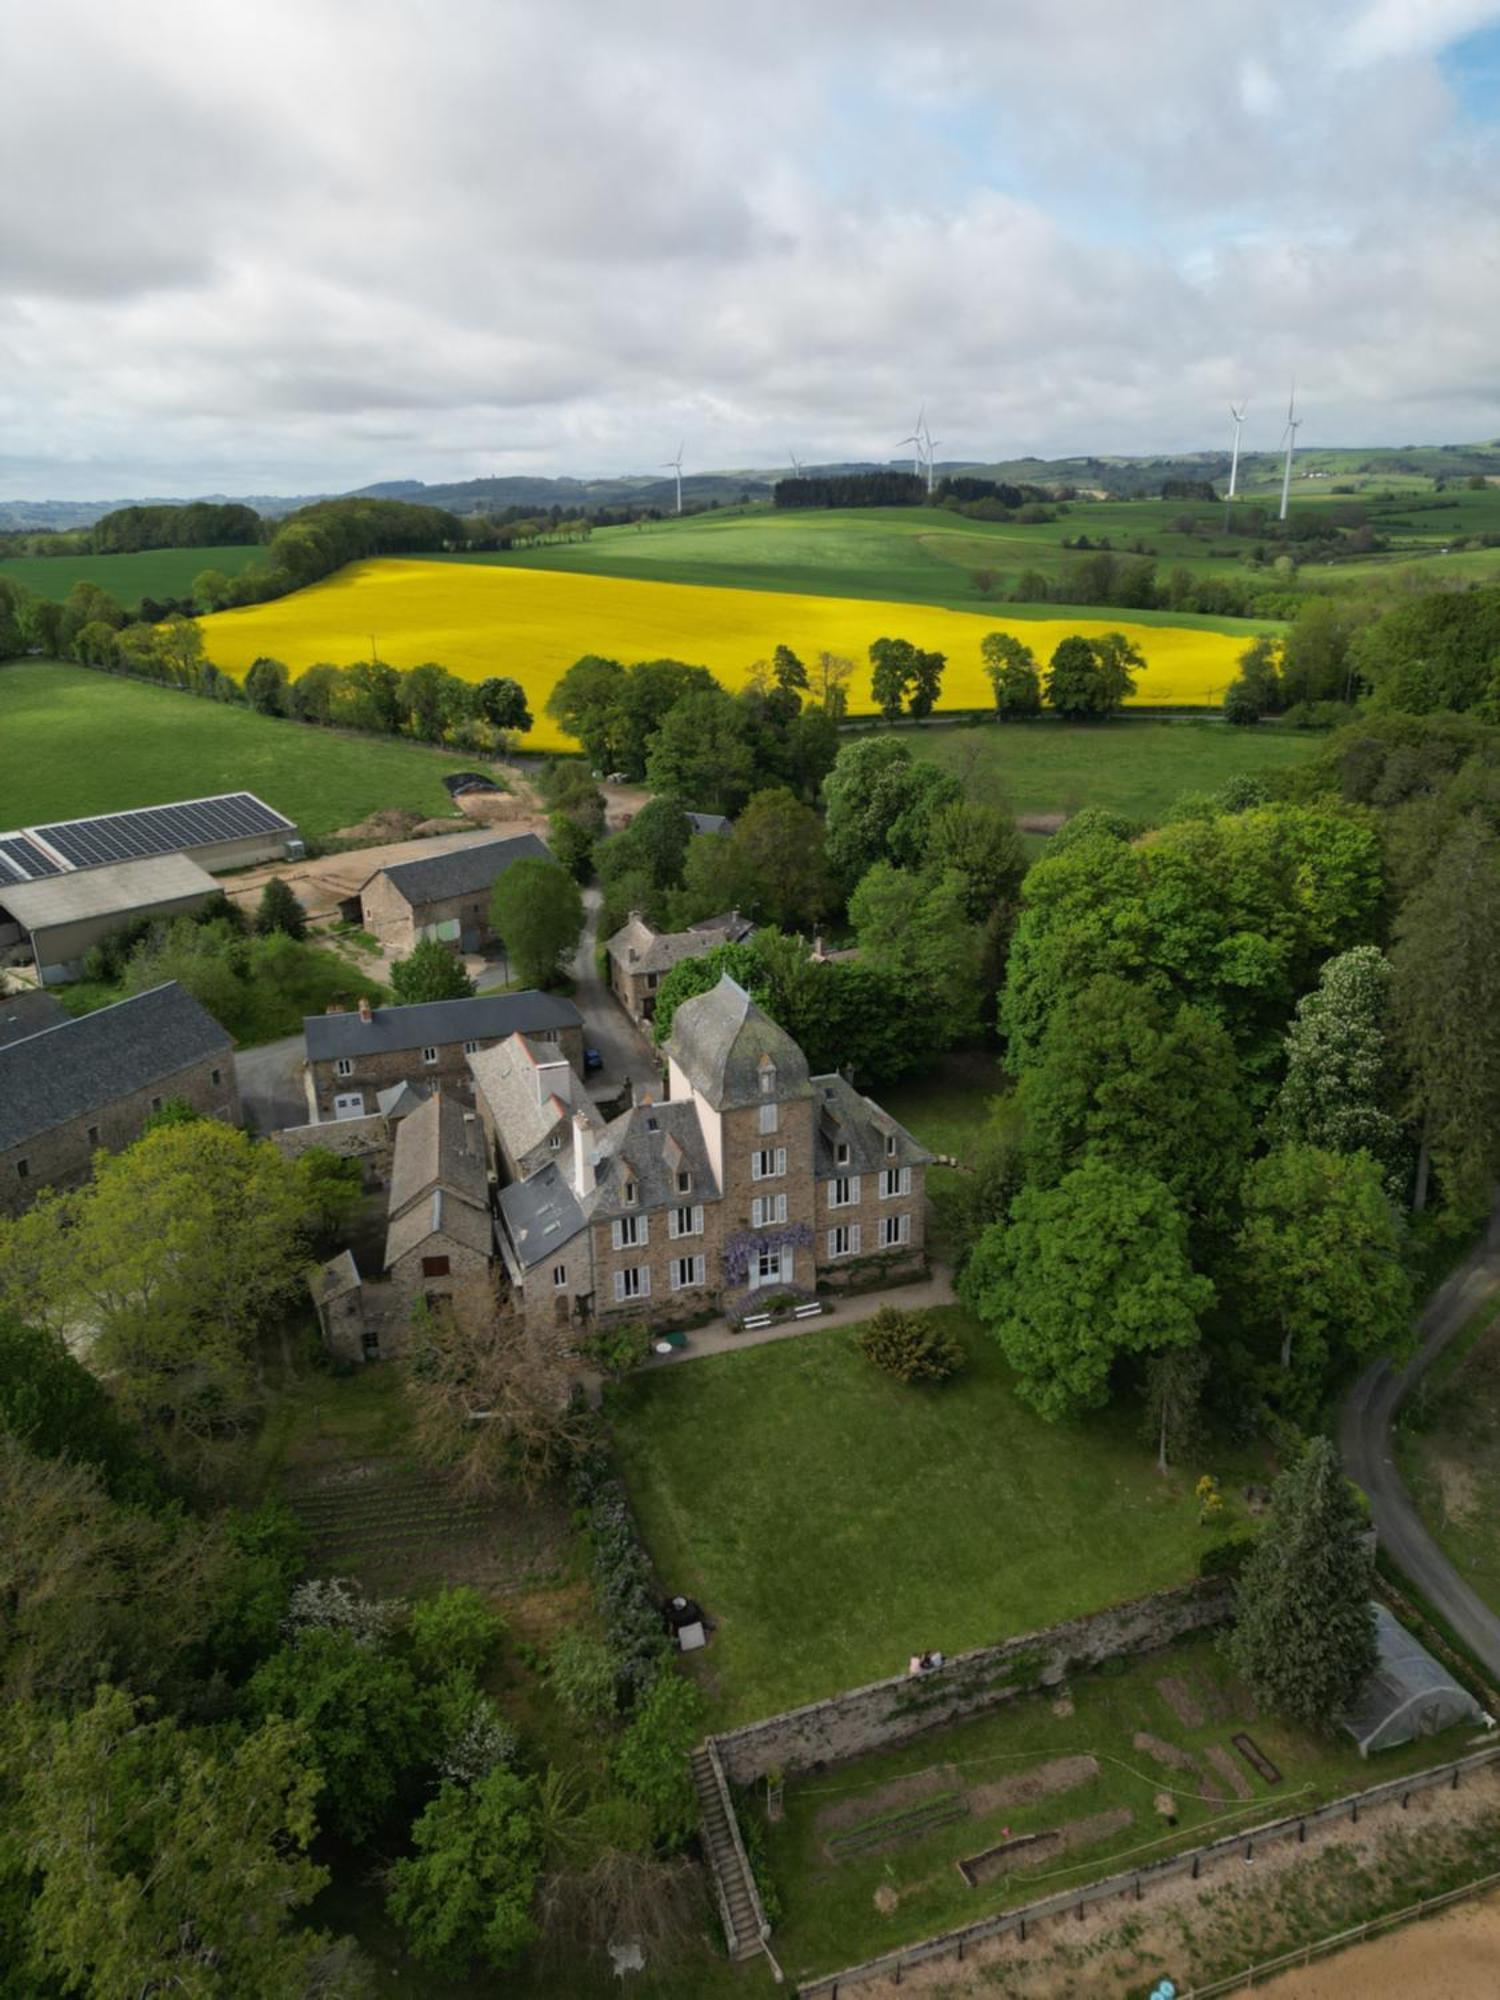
left=757, top=1633, right=1466, bottom=1982
left=1, top=543, right=264, bottom=607
left=608, top=1307, right=1266, bottom=1726
left=1397, top=1295, right=1500, bottom=1617
left=0, top=659, right=463, bottom=843
left=907, top=716, right=1322, bottom=824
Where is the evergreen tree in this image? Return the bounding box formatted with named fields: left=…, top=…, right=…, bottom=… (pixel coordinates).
left=1227, top=1438, right=1376, bottom=1731
left=255, top=875, right=307, bottom=940
left=1275, top=945, right=1408, bottom=1198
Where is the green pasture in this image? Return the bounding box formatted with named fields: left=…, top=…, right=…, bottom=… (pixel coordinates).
left=607, top=1306, right=1267, bottom=1726
left=758, top=1633, right=1463, bottom=1981
left=904, top=717, right=1322, bottom=825
left=1, top=544, right=264, bottom=608
left=438, top=486, right=1500, bottom=611
left=0, top=659, right=460, bottom=843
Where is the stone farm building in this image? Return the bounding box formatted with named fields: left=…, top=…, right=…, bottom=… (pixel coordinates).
left=0, top=792, right=299, bottom=986
left=0, top=981, right=239, bottom=1214
left=304, top=989, right=583, bottom=1123
left=347, top=832, right=551, bottom=957
left=606, top=909, right=754, bottom=1027
left=480, top=973, right=930, bottom=1342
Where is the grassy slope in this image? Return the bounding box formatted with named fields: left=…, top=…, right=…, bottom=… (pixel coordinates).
left=437, top=487, right=1500, bottom=606
left=0, top=544, right=264, bottom=607
left=905, top=717, right=1321, bottom=823
left=0, top=659, right=460, bottom=843
left=608, top=1307, right=1265, bottom=1727
left=1397, top=1297, right=1500, bottom=1616
left=761, top=1634, right=1464, bottom=1980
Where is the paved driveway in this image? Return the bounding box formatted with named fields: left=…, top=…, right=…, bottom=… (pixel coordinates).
left=235, top=1034, right=309, bottom=1135
left=1339, top=1205, right=1500, bottom=1683
left=570, top=886, right=659, bottom=1099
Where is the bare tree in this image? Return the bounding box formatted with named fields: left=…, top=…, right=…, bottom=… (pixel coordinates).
left=404, top=1305, right=590, bottom=1500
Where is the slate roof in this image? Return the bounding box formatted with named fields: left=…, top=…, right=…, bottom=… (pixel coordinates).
left=605, top=910, right=754, bottom=978
left=314, top=1249, right=362, bottom=1304
left=497, top=1161, right=589, bottom=1272
left=365, top=832, right=550, bottom=909
left=811, top=1072, right=935, bottom=1177
left=665, top=974, right=810, bottom=1110
left=0, top=853, right=217, bottom=932
left=306, top=989, right=580, bottom=1064
left=468, top=1032, right=602, bottom=1167
left=686, top=812, right=732, bottom=836
left=0, top=982, right=232, bottom=1154
left=0, top=988, right=69, bottom=1049
left=383, top=1094, right=493, bottom=1269
left=0, top=793, right=294, bottom=880
left=588, top=1097, right=720, bottom=1219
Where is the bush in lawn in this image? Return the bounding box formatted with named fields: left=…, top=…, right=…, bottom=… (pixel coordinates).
left=547, top=1630, right=619, bottom=1723
left=406, top=1585, right=506, bottom=1679
left=612, top=1673, right=707, bottom=1851
left=857, top=1307, right=966, bottom=1384
left=579, top=1320, right=653, bottom=1378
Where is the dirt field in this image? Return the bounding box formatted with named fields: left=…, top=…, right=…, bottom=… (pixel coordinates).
left=1254, top=1889, right=1500, bottom=1998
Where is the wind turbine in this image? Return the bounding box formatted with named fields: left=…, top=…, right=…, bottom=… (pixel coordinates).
left=1226, top=402, right=1247, bottom=501
left=789, top=451, right=804, bottom=479
left=920, top=420, right=940, bottom=494
left=1277, top=386, right=1300, bottom=523
left=898, top=406, right=926, bottom=479
left=662, top=441, right=684, bottom=516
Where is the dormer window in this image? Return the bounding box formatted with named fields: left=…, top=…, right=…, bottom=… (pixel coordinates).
left=885, top=1133, right=898, bottom=1157
left=759, top=1058, right=775, bottom=1096
left=676, top=1168, right=692, bottom=1193
left=835, top=1141, right=850, bottom=1166
left=623, top=1178, right=638, bottom=1205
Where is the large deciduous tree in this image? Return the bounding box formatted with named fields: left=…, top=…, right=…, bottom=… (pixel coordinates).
left=961, top=1158, right=1213, bottom=1421
left=388, top=1766, right=544, bottom=1975
left=1234, top=1143, right=1412, bottom=1419
left=979, top=631, right=1041, bottom=717
left=489, top=856, right=585, bottom=988
left=1227, top=1439, right=1377, bottom=1731
left=1274, top=945, right=1409, bottom=1199
left=643, top=688, right=756, bottom=812
left=821, top=735, right=961, bottom=884
left=848, top=863, right=986, bottom=1045
left=390, top=936, right=476, bottom=1003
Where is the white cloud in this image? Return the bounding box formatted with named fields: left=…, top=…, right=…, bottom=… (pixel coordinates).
left=1, top=0, right=1498, bottom=496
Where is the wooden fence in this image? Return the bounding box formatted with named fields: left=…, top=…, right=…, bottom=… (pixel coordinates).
left=795, top=1741, right=1500, bottom=1998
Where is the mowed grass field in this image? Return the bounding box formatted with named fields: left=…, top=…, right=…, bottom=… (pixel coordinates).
left=608, top=1307, right=1264, bottom=1725
left=909, top=717, right=1321, bottom=822
left=0, top=544, right=264, bottom=608
left=199, top=557, right=1251, bottom=749
left=0, top=660, right=458, bottom=842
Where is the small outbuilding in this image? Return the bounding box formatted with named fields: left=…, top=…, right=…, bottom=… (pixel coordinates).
left=0, top=853, right=219, bottom=985
left=1342, top=1603, right=1489, bottom=1757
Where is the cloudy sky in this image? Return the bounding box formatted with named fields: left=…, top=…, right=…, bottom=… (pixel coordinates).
left=4, top=0, right=1500, bottom=499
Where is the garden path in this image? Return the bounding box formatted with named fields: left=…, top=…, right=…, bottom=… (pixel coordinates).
left=640, top=1265, right=957, bottom=1370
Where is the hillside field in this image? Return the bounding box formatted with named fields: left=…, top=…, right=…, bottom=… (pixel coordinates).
left=1, top=544, right=264, bottom=608
left=199, top=557, right=1250, bottom=748
left=0, top=660, right=459, bottom=842
left=441, top=487, right=1500, bottom=600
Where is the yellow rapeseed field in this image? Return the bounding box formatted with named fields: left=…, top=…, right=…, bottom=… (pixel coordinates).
left=200, top=559, right=1248, bottom=749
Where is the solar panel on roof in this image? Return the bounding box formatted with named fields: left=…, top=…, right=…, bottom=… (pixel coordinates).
left=0, top=835, right=63, bottom=882
left=28, top=793, right=291, bottom=870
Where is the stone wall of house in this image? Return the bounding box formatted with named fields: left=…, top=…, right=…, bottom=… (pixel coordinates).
left=0, top=1053, right=241, bottom=1215
left=590, top=1196, right=724, bottom=1325
left=711, top=1581, right=1234, bottom=1786
left=310, top=1023, right=581, bottom=1123
left=609, top=956, right=657, bottom=1026
left=385, top=1233, right=496, bottom=1337
left=813, top=1163, right=926, bottom=1279
left=514, top=1232, right=595, bottom=1354
left=360, top=873, right=499, bottom=955
left=717, top=1094, right=819, bottom=1311
left=271, top=1114, right=393, bottom=1187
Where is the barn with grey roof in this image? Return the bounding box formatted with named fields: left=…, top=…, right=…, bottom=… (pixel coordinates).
left=0, top=982, right=240, bottom=1213
left=349, top=832, right=552, bottom=958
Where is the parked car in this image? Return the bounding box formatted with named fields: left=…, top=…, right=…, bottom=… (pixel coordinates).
left=584, top=1046, right=603, bottom=1073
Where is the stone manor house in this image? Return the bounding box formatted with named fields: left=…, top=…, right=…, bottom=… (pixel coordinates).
left=483, top=973, right=931, bottom=1343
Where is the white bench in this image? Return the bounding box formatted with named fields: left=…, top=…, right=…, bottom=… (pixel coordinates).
left=793, top=1302, right=825, bottom=1320
left=740, top=1313, right=774, bottom=1332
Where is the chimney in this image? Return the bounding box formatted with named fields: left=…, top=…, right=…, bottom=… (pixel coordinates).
left=357, top=995, right=372, bottom=1024
left=572, top=1111, right=595, bottom=1198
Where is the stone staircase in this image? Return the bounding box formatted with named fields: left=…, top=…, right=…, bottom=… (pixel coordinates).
left=692, top=1745, right=765, bottom=1962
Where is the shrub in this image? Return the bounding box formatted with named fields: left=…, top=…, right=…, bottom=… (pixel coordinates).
left=612, top=1672, right=707, bottom=1851
left=406, top=1585, right=506, bottom=1679
left=579, top=1320, right=652, bottom=1378
left=547, top=1630, right=618, bottom=1722
left=857, top=1307, right=966, bottom=1384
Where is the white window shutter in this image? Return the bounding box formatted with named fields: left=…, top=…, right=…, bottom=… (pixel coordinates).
left=693, top=1205, right=704, bottom=1233
left=826, top=1228, right=836, bottom=1257
left=851, top=1224, right=862, bottom=1255
left=694, top=1255, right=705, bottom=1285
left=641, top=1267, right=651, bottom=1297
left=776, top=1148, right=787, bottom=1176
left=610, top=1220, right=623, bottom=1251
left=640, top=1215, right=650, bottom=1247
left=780, top=1247, right=794, bottom=1282
left=751, top=1198, right=763, bottom=1228
left=901, top=1167, right=912, bottom=1195
left=900, top=1213, right=910, bottom=1244
left=668, top=1210, right=680, bottom=1239
left=613, top=1271, right=625, bottom=1303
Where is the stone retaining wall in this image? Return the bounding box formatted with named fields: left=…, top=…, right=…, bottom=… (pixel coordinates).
left=711, top=1580, right=1232, bottom=1786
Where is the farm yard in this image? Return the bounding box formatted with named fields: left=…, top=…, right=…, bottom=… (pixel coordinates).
left=198, top=554, right=1252, bottom=747
left=606, top=1308, right=1266, bottom=1728
left=0, top=658, right=465, bottom=843
left=753, top=1634, right=1469, bottom=1983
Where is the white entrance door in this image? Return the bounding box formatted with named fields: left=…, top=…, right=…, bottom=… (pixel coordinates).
left=333, top=1092, right=365, bottom=1120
